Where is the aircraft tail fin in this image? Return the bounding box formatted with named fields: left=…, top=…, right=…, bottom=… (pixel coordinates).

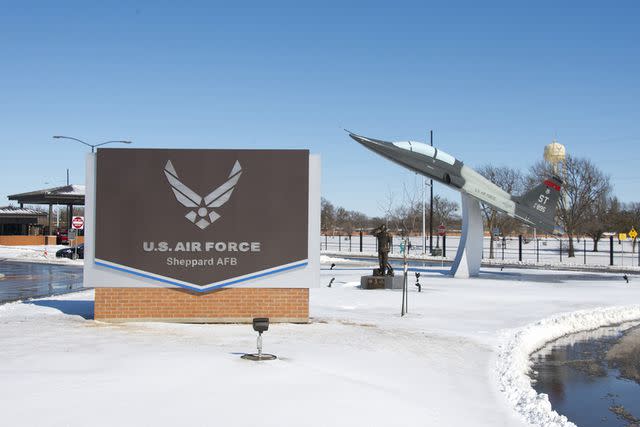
left=515, top=176, right=563, bottom=234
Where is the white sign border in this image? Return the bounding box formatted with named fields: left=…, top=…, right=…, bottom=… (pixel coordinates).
left=83, top=151, right=320, bottom=290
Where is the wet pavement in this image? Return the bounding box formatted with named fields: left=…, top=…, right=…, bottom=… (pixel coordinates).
left=0, top=261, right=84, bottom=303
left=531, top=323, right=640, bottom=427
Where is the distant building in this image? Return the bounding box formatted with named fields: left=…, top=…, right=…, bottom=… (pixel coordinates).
left=7, top=184, right=85, bottom=233
left=0, top=206, right=48, bottom=235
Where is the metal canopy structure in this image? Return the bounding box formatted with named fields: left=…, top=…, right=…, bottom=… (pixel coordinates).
left=7, top=185, right=85, bottom=233
left=8, top=185, right=85, bottom=205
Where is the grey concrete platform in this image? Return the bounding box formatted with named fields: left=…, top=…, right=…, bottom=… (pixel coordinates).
left=360, top=275, right=405, bottom=290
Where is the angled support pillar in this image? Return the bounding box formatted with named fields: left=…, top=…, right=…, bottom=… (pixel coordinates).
left=451, top=193, right=483, bottom=278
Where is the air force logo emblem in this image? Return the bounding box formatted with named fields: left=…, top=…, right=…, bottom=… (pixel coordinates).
left=163, top=160, right=242, bottom=229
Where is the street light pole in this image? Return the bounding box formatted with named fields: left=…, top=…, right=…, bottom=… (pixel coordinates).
left=429, top=130, right=434, bottom=254
left=422, top=176, right=426, bottom=254
left=53, top=136, right=132, bottom=152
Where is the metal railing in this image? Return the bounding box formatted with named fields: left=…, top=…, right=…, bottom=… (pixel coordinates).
left=321, top=234, right=640, bottom=268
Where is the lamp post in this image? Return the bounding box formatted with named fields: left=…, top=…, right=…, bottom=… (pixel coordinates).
left=422, top=177, right=432, bottom=254
left=52, top=135, right=132, bottom=152
left=422, top=130, right=435, bottom=254
left=429, top=130, right=434, bottom=254
left=52, top=135, right=132, bottom=232
left=422, top=177, right=426, bottom=254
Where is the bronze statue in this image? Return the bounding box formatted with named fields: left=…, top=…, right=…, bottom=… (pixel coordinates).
left=371, top=224, right=394, bottom=276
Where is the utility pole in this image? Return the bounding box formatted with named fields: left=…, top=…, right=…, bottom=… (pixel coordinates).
left=429, top=130, right=434, bottom=254
left=422, top=177, right=426, bottom=254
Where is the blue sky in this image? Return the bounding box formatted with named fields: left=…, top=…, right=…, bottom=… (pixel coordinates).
left=1, top=1, right=639, bottom=216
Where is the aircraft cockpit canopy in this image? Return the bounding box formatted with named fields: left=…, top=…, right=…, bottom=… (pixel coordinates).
left=435, top=149, right=456, bottom=165
left=393, top=141, right=436, bottom=158
left=393, top=140, right=456, bottom=165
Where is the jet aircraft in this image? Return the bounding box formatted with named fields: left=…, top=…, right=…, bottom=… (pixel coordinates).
left=348, top=131, right=562, bottom=234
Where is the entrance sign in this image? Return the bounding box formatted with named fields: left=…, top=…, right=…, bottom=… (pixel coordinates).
left=84, top=149, right=320, bottom=292
left=71, top=216, right=84, bottom=230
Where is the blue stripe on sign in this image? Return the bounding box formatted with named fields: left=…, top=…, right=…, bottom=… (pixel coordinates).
left=94, top=260, right=309, bottom=292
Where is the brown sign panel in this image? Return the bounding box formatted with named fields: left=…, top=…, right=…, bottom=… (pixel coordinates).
left=95, top=149, right=309, bottom=290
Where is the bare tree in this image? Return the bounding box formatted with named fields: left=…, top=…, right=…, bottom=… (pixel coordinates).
left=432, top=195, right=459, bottom=228
left=321, top=198, right=336, bottom=234
left=607, top=200, right=640, bottom=251
left=477, top=165, right=525, bottom=258
left=335, top=207, right=353, bottom=235
left=393, top=182, right=422, bottom=236
left=378, top=189, right=396, bottom=228
left=349, top=210, right=368, bottom=232
left=583, top=195, right=612, bottom=251
left=626, top=202, right=640, bottom=253
left=529, top=155, right=611, bottom=257
left=627, top=202, right=640, bottom=225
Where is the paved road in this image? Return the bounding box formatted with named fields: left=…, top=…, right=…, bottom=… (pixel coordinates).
left=0, top=261, right=84, bottom=304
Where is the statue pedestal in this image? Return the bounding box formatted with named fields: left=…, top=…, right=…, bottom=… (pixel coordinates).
left=360, top=275, right=404, bottom=290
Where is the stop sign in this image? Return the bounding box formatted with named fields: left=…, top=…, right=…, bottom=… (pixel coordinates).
left=437, top=224, right=446, bottom=236
left=71, top=216, right=85, bottom=230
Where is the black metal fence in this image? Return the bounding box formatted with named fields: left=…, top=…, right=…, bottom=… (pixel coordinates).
left=321, top=234, right=640, bottom=268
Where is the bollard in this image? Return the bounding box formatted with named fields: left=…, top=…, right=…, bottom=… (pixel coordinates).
left=349, top=235, right=352, bottom=252
left=338, top=236, right=341, bottom=252
left=610, top=235, right=614, bottom=266
left=359, top=231, right=363, bottom=253
left=325, top=235, right=328, bottom=250
left=583, top=239, right=587, bottom=265
left=536, top=239, right=540, bottom=263
left=443, top=234, right=446, bottom=257
left=518, top=235, right=523, bottom=262
left=560, top=239, right=563, bottom=262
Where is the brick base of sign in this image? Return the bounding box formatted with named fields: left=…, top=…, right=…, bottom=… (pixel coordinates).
left=94, top=287, right=309, bottom=323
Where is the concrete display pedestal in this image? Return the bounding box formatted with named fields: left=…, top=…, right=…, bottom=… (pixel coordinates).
left=451, top=193, right=483, bottom=278
left=360, top=275, right=404, bottom=290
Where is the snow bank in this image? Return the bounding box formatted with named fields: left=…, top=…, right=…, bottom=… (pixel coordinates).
left=0, top=245, right=83, bottom=266
left=496, top=305, right=640, bottom=427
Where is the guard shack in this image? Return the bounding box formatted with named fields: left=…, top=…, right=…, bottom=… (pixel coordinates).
left=0, top=206, right=49, bottom=245
left=8, top=185, right=85, bottom=236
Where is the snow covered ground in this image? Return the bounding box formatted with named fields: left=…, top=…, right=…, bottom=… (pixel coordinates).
left=1, top=261, right=640, bottom=426
left=0, top=245, right=83, bottom=266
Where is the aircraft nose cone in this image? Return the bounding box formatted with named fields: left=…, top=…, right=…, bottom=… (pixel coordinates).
left=347, top=132, right=370, bottom=146
left=347, top=132, right=394, bottom=152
